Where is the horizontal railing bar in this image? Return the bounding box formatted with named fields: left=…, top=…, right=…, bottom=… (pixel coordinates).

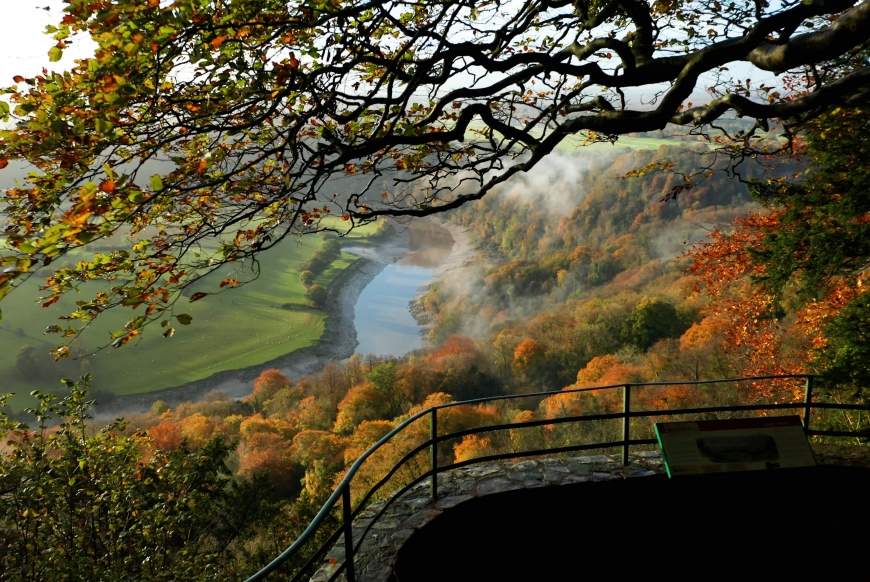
left=434, top=412, right=628, bottom=443
left=805, top=402, right=870, bottom=411
left=431, top=402, right=843, bottom=445
left=433, top=439, right=655, bottom=474
left=426, top=375, right=813, bottom=413
left=808, top=429, right=870, bottom=438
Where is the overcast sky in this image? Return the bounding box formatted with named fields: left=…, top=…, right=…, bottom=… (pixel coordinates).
left=0, top=2, right=780, bottom=124
left=0, top=2, right=94, bottom=85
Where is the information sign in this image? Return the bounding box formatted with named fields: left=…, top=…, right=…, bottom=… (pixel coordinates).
left=655, top=416, right=816, bottom=477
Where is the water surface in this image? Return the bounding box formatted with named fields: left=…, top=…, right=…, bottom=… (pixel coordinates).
left=350, top=222, right=454, bottom=356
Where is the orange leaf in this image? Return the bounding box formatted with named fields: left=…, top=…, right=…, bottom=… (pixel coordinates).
left=189, top=292, right=209, bottom=302
left=12, top=75, right=24, bottom=84
left=211, top=36, right=227, bottom=49
left=99, top=179, right=115, bottom=193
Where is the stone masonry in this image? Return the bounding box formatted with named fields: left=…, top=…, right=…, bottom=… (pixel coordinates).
left=310, top=452, right=665, bottom=582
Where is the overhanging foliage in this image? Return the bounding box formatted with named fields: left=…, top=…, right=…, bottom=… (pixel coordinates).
left=0, top=0, right=868, bottom=347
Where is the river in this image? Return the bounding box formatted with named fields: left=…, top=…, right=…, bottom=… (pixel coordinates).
left=347, top=220, right=454, bottom=356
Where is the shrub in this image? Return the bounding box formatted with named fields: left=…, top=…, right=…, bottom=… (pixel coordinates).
left=0, top=377, right=272, bottom=581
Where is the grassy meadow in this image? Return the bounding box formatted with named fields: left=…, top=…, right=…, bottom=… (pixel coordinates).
left=0, top=222, right=380, bottom=411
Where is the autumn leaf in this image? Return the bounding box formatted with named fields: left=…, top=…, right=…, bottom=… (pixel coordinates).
left=99, top=179, right=115, bottom=193
left=211, top=36, right=228, bottom=49
left=0, top=159, right=8, bottom=170
left=189, top=292, right=209, bottom=302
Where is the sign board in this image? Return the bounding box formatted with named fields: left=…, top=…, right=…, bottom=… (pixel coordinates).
left=654, top=416, right=816, bottom=477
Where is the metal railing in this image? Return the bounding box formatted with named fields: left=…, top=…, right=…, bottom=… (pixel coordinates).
left=245, top=374, right=869, bottom=582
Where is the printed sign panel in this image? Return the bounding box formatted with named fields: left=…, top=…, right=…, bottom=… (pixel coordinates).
left=655, top=416, right=816, bottom=477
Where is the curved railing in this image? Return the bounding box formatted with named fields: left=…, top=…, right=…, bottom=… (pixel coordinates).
left=245, top=374, right=869, bottom=582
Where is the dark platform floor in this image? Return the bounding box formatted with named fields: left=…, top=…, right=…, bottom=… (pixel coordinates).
left=391, top=466, right=870, bottom=581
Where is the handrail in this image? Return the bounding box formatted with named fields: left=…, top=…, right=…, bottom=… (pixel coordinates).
left=245, top=374, right=868, bottom=582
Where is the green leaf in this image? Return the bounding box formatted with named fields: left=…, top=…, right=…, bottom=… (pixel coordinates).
left=175, top=313, right=192, bottom=325
left=95, top=119, right=114, bottom=136
left=48, top=47, right=63, bottom=63
left=149, top=175, right=163, bottom=191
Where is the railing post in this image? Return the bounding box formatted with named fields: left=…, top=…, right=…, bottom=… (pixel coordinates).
left=622, top=384, right=631, bottom=465
left=430, top=408, right=438, bottom=500
left=803, top=375, right=814, bottom=432
left=342, top=486, right=356, bottom=582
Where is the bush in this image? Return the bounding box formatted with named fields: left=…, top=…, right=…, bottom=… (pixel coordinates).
left=0, top=377, right=272, bottom=581
left=15, top=345, right=42, bottom=380
left=298, top=269, right=315, bottom=287
left=305, top=284, right=327, bottom=308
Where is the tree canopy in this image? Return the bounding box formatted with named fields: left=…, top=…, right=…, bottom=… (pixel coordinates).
left=1, top=0, right=869, bottom=346
left=688, top=97, right=870, bottom=390
left=0, top=378, right=271, bottom=580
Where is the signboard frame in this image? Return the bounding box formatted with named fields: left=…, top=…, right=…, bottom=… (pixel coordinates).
left=654, top=415, right=816, bottom=477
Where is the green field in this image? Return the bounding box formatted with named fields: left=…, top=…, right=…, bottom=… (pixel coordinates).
left=557, top=134, right=704, bottom=152
left=0, top=223, right=380, bottom=411
left=456, top=118, right=694, bottom=153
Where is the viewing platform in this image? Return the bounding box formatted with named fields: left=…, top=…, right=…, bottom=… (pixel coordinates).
left=312, top=444, right=870, bottom=581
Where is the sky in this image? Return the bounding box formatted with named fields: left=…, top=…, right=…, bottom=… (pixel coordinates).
left=0, top=2, right=785, bottom=125
left=0, top=2, right=94, bottom=85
